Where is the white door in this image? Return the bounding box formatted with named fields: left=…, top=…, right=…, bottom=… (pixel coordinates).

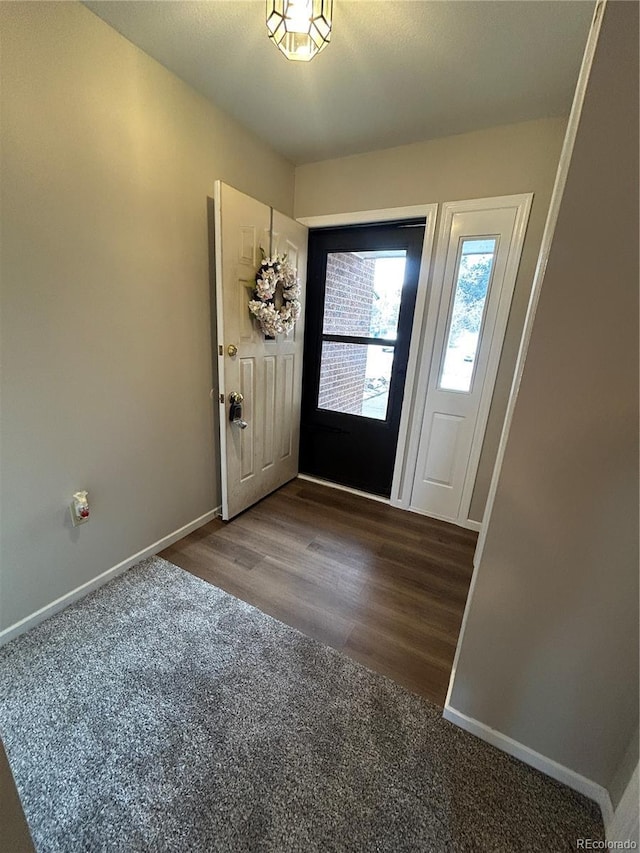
left=214, top=182, right=308, bottom=520
left=407, top=195, right=532, bottom=526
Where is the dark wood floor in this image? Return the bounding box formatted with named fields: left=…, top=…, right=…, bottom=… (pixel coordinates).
left=161, top=479, right=476, bottom=706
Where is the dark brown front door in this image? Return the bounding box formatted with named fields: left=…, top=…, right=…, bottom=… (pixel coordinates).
left=300, top=221, right=425, bottom=496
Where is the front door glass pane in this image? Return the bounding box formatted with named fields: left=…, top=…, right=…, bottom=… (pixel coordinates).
left=439, top=238, right=497, bottom=393
left=322, top=251, right=407, bottom=339
left=317, top=342, right=394, bottom=420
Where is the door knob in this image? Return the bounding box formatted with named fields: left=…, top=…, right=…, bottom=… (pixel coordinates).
left=227, top=344, right=238, bottom=357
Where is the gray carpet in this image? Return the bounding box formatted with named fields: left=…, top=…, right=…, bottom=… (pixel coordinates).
left=0, top=557, right=603, bottom=852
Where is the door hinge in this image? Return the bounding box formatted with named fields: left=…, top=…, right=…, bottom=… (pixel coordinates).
left=218, top=345, right=223, bottom=356
left=219, top=393, right=225, bottom=404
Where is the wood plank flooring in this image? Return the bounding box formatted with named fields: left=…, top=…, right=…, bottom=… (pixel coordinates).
left=160, top=479, right=476, bottom=706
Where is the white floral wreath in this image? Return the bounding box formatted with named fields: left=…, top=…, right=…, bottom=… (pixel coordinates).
left=248, top=250, right=301, bottom=337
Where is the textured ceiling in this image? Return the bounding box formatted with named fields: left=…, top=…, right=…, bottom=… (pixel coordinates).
left=84, top=1, right=594, bottom=165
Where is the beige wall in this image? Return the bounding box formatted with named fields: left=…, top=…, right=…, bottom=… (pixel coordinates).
left=294, top=117, right=567, bottom=521
left=0, top=2, right=294, bottom=630
left=448, top=0, right=639, bottom=794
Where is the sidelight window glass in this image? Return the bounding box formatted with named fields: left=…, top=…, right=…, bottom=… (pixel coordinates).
left=439, top=238, right=497, bottom=393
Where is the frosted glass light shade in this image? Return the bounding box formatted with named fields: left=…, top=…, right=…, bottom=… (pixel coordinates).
left=266, top=0, right=333, bottom=62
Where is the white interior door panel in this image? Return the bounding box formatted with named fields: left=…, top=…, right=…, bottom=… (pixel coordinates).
left=408, top=196, right=532, bottom=526
left=214, top=182, right=307, bottom=520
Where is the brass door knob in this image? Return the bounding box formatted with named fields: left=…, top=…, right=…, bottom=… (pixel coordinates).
left=227, top=344, right=238, bottom=357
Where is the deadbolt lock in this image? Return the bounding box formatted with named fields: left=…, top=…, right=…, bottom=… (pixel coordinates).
left=229, top=391, right=247, bottom=430
left=227, top=344, right=238, bottom=357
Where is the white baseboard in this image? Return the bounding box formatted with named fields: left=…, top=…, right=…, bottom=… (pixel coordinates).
left=607, top=763, right=639, bottom=843
left=297, top=473, right=390, bottom=505
left=389, top=499, right=482, bottom=532
left=443, top=703, right=614, bottom=827
left=0, top=506, right=222, bottom=647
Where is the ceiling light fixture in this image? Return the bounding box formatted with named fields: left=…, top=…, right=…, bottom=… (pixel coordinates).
left=266, top=0, right=333, bottom=62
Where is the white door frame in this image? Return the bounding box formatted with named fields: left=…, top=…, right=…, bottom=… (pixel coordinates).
left=298, top=197, right=531, bottom=533
left=391, top=194, right=532, bottom=531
